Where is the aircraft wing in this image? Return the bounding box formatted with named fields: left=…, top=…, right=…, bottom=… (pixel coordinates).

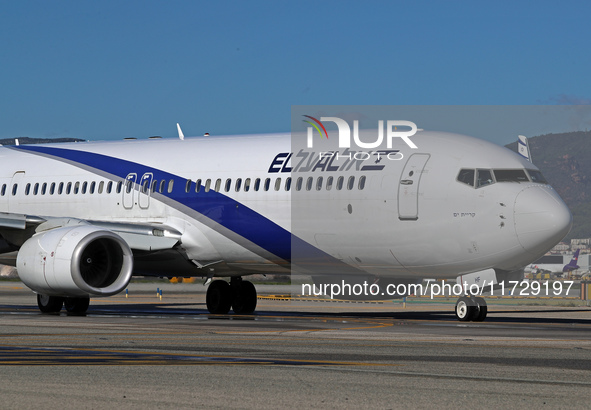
left=0, top=211, right=182, bottom=252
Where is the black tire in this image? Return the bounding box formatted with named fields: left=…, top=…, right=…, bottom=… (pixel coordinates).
left=37, top=294, right=64, bottom=313
left=455, top=296, right=477, bottom=321
left=232, top=280, right=257, bottom=315
left=206, top=280, right=232, bottom=314
left=473, top=296, right=488, bottom=322
left=64, top=297, right=90, bottom=314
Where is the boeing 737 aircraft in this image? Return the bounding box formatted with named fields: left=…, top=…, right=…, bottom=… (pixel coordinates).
left=0, top=127, right=572, bottom=321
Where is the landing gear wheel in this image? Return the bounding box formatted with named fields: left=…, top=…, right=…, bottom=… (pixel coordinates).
left=206, top=280, right=232, bottom=314
left=232, top=280, right=257, bottom=315
left=473, top=296, right=487, bottom=322
left=37, top=294, right=64, bottom=313
left=64, top=297, right=90, bottom=314
left=455, top=296, right=477, bottom=321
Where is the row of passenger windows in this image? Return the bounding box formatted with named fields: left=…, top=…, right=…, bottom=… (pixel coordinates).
left=1, top=180, right=122, bottom=196
left=457, top=168, right=547, bottom=188
left=0, top=175, right=368, bottom=197
left=185, top=176, right=367, bottom=193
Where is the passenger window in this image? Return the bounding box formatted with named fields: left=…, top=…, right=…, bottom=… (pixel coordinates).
left=1, top=184, right=6, bottom=196
left=235, top=178, right=242, bottom=192
left=244, top=178, right=250, bottom=192
left=50, top=183, right=55, bottom=195
left=66, top=182, right=72, bottom=194
left=205, top=179, right=211, bottom=192
left=457, top=169, right=475, bottom=187
left=225, top=178, right=232, bottom=192
left=125, top=180, right=132, bottom=194
left=306, top=177, right=313, bottom=191
left=264, top=178, right=270, bottom=191
left=106, top=181, right=112, bottom=194
left=25, top=183, right=31, bottom=195
left=142, top=179, right=149, bottom=193
left=296, top=177, right=303, bottom=191
left=326, top=176, right=333, bottom=191
left=274, top=178, right=281, bottom=191
left=89, top=182, right=95, bottom=194
left=285, top=177, right=291, bottom=191
left=358, top=176, right=366, bottom=190
left=74, top=182, right=80, bottom=194
left=168, top=179, right=174, bottom=193
left=82, top=182, right=87, bottom=194
left=476, top=170, right=494, bottom=188
left=58, top=182, right=64, bottom=195
left=214, top=179, right=221, bottom=192
left=41, top=183, right=47, bottom=195
left=336, top=176, right=344, bottom=190
left=159, top=180, right=165, bottom=193
left=185, top=179, right=192, bottom=193
left=316, top=177, right=323, bottom=191
left=195, top=179, right=201, bottom=193
left=116, top=181, right=123, bottom=194
left=254, top=178, right=261, bottom=191
left=12, top=184, right=17, bottom=196
left=33, top=183, right=39, bottom=195
left=347, top=176, right=355, bottom=190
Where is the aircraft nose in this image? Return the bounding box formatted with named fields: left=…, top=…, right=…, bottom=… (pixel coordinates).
left=514, top=186, right=572, bottom=256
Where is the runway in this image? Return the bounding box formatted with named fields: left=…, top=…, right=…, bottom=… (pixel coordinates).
left=1, top=281, right=590, bottom=409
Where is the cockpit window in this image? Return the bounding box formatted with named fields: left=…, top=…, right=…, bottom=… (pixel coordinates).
left=476, top=169, right=494, bottom=188
left=457, top=169, right=475, bottom=187
left=527, top=169, right=548, bottom=184
left=493, top=169, right=529, bottom=183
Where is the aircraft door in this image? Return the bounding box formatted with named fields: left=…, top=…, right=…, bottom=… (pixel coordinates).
left=122, top=173, right=137, bottom=209
left=138, top=173, right=153, bottom=209
left=398, top=154, right=430, bottom=221
left=8, top=171, right=25, bottom=213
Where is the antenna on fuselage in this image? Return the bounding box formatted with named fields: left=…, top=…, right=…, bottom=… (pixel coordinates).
left=177, top=123, right=185, bottom=140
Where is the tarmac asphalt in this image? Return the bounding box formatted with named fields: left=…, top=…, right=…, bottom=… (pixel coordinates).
left=0, top=280, right=590, bottom=409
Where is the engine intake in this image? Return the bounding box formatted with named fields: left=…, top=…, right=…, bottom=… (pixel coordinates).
left=17, top=225, right=133, bottom=297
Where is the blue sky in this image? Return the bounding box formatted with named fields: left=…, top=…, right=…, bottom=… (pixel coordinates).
left=1, top=0, right=590, bottom=144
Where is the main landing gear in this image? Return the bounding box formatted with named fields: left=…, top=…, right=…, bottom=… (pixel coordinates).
left=206, top=277, right=257, bottom=315
left=37, top=294, right=90, bottom=314
left=454, top=296, right=487, bottom=321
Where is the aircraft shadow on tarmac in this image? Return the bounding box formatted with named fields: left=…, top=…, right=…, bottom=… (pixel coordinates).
left=2, top=298, right=589, bottom=325
left=15, top=301, right=584, bottom=326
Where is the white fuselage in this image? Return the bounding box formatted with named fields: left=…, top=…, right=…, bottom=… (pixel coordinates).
left=0, top=130, right=572, bottom=284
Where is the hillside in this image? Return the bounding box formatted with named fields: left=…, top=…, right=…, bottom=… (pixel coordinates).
left=506, top=131, right=591, bottom=240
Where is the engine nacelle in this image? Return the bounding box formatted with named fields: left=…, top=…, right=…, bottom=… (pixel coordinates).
left=16, top=225, right=133, bottom=297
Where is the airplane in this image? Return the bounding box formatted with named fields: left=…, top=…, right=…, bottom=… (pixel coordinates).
left=0, top=127, right=572, bottom=321
left=562, top=249, right=580, bottom=275
left=526, top=249, right=580, bottom=277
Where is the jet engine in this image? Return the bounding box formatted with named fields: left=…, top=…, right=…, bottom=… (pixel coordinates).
left=16, top=225, right=133, bottom=297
